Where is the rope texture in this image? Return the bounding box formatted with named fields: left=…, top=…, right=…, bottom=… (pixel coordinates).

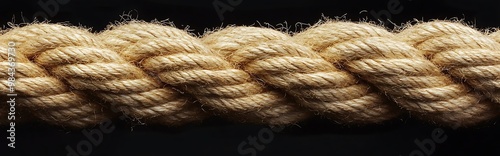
left=1, top=21, right=500, bottom=128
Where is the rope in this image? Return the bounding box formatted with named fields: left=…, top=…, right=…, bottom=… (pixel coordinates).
left=1, top=20, right=499, bottom=128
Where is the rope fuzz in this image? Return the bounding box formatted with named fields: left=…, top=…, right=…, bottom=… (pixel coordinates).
left=1, top=20, right=499, bottom=128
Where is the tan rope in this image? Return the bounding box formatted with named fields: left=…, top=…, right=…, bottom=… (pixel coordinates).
left=1, top=20, right=499, bottom=128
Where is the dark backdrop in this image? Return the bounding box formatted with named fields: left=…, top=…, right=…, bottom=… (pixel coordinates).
left=1, top=0, right=500, bottom=156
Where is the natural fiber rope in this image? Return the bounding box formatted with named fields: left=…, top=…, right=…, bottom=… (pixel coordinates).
left=1, top=20, right=499, bottom=128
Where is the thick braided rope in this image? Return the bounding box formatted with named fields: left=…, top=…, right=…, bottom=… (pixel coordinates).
left=1, top=20, right=499, bottom=128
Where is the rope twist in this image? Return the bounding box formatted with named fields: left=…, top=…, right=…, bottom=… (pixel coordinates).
left=1, top=20, right=499, bottom=128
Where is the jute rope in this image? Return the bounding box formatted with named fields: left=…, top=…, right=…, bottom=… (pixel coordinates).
left=1, top=20, right=499, bottom=128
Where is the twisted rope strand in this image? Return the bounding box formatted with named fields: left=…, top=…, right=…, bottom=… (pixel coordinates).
left=0, top=37, right=108, bottom=128
left=99, top=23, right=310, bottom=125
left=201, top=26, right=400, bottom=123
left=293, top=22, right=498, bottom=126
left=0, top=20, right=499, bottom=128
left=397, top=22, right=500, bottom=104
left=1, top=24, right=210, bottom=128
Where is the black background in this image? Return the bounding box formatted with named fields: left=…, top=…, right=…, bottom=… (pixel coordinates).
left=1, top=0, right=500, bottom=156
